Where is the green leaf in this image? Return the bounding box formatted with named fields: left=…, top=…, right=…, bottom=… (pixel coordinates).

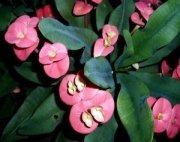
left=0, top=70, right=18, bottom=97
left=130, top=72, right=180, bottom=105
left=114, top=30, right=134, bottom=70
left=55, top=131, right=79, bottom=142
left=122, top=0, right=180, bottom=66
left=0, top=6, right=16, bottom=31
left=84, top=116, right=118, bottom=142
left=18, top=94, right=65, bottom=135
left=84, top=57, right=115, bottom=88
left=39, top=18, right=97, bottom=51
left=55, top=0, right=84, bottom=27
left=117, top=73, right=153, bottom=142
left=96, top=0, right=113, bottom=31
left=14, top=62, right=42, bottom=85
left=140, top=33, right=180, bottom=67
left=109, top=0, right=134, bottom=33
left=1, top=87, right=52, bottom=142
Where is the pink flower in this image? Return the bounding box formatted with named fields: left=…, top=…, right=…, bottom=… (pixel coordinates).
left=135, top=2, right=154, bottom=21
left=93, top=38, right=114, bottom=57
left=91, top=0, right=102, bottom=4
left=43, top=4, right=55, bottom=18
left=69, top=90, right=114, bottom=134
left=39, top=42, right=70, bottom=79
left=36, top=8, right=44, bottom=20
left=5, top=22, right=38, bottom=48
left=147, top=96, right=157, bottom=108
left=73, top=1, right=93, bottom=16
left=161, top=60, right=170, bottom=75
left=102, top=24, right=119, bottom=46
left=172, top=65, right=180, bottom=80
left=166, top=104, right=180, bottom=139
left=13, top=39, right=39, bottom=61
left=152, top=97, right=172, bottom=133
left=131, top=12, right=145, bottom=27
left=59, top=70, right=99, bottom=106
left=139, top=0, right=161, bottom=6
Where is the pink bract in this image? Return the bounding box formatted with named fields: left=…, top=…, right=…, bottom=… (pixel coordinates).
left=15, top=15, right=39, bottom=28
left=131, top=12, right=145, bottom=26
left=36, top=8, right=44, bottom=20
left=161, top=60, right=170, bottom=75
left=43, top=4, right=55, bottom=18
left=102, top=24, right=119, bottom=46
left=39, top=42, right=68, bottom=65
left=91, top=0, right=102, bottom=4
left=135, top=2, right=154, bottom=21
left=5, top=22, right=38, bottom=48
left=69, top=90, right=114, bottom=134
left=172, top=65, right=180, bottom=80
left=152, top=97, right=172, bottom=133
left=73, top=1, right=93, bottom=16
left=69, top=101, right=99, bottom=134
left=59, top=72, right=99, bottom=106
left=14, top=38, right=39, bottom=61
left=147, top=96, right=157, bottom=108
left=166, top=104, right=180, bottom=139
left=93, top=38, right=114, bottom=57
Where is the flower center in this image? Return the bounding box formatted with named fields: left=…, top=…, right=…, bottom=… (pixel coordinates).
left=67, top=81, right=77, bottom=95
left=81, top=111, right=93, bottom=128
left=107, top=31, right=116, bottom=39
left=90, top=106, right=105, bottom=122
left=157, top=112, right=163, bottom=120
left=75, top=76, right=86, bottom=92
left=104, top=39, right=111, bottom=47
left=18, top=32, right=25, bottom=39
left=48, top=50, right=57, bottom=58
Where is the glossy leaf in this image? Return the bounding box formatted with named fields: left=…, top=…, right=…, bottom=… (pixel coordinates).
left=117, top=73, right=153, bottom=142
left=84, top=116, right=118, bottom=142
left=18, top=94, right=65, bottom=135
left=109, top=0, right=134, bottom=33
left=39, top=18, right=97, bottom=51
left=1, top=87, right=52, bottom=142
left=96, top=0, right=113, bottom=31
left=0, top=6, right=15, bottom=31
left=122, top=0, right=180, bottom=66
left=14, top=62, right=42, bottom=85
left=55, top=0, right=84, bottom=27
left=84, top=57, right=115, bottom=88
left=130, top=71, right=180, bottom=105
left=140, top=33, right=180, bottom=67
left=0, top=70, right=18, bottom=97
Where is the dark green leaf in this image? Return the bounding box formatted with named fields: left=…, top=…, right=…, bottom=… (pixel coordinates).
left=39, top=18, right=97, bottom=51
left=96, top=0, right=113, bottom=31
left=130, top=71, right=180, bottom=105
left=55, top=131, right=79, bottom=142
left=122, top=0, right=180, bottom=66
left=0, top=6, right=16, bottom=31
left=55, top=0, right=84, bottom=27
left=0, top=70, right=18, bottom=97
left=1, top=87, right=52, bottom=142
left=84, top=57, right=115, bottom=88
left=84, top=116, right=118, bottom=142
left=109, top=0, right=134, bottom=33
left=18, top=94, right=65, bottom=135
left=117, top=73, right=153, bottom=142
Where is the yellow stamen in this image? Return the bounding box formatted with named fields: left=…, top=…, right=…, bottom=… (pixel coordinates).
left=90, top=106, right=105, bottom=122
left=81, top=112, right=93, bottom=128
left=67, top=81, right=77, bottom=95
left=157, top=113, right=163, bottom=120
left=48, top=50, right=56, bottom=58
left=76, top=76, right=86, bottom=91
left=107, top=31, right=116, bottom=39
left=18, top=32, right=25, bottom=39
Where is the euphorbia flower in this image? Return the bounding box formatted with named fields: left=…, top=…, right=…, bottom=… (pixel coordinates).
left=5, top=22, right=38, bottom=48
left=36, top=8, right=44, bottom=20
left=166, top=104, right=180, bottom=139
left=172, top=65, right=180, bottom=80
left=131, top=12, right=145, bottom=26
left=91, top=0, right=102, bottom=4
left=69, top=90, right=114, bottom=134
left=93, top=38, right=114, bottom=57
left=147, top=96, right=157, bottom=108
left=152, top=97, right=172, bottom=133
left=59, top=71, right=99, bottom=105
left=39, top=42, right=70, bottom=79
left=15, top=15, right=39, bottom=28
left=14, top=39, right=39, bottom=61
left=102, top=24, right=119, bottom=46
left=161, top=60, right=170, bottom=75
left=43, top=4, right=55, bottom=18
left=73, top=1, right=93, bottom=16
left=135, top=2, right=154, bottom=21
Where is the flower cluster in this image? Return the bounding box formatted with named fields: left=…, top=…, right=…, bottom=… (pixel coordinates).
left=4, top=15, right=39, bottom=61
left=59, top=70, right=114, bottom=134
left=147, top=96, right=180, bottom=138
